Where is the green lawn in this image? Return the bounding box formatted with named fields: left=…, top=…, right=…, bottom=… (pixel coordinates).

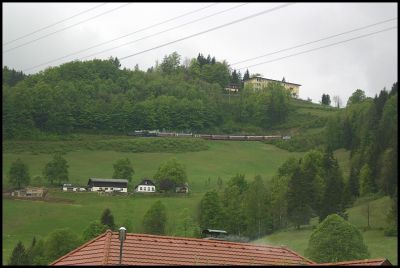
left=254, top=196, right=398, bottom=265
left=2, top=140, right=303, bottom=263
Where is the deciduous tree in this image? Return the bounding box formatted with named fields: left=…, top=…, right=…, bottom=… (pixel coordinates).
left=43, top=154, right=69, bottom=185
left=45, top=228, right=81, bottom=263
left=305, top=214, right=370, bottom=263
left=8, top=158, right=30, bottom=189
left=113, top=158, right=134, bottom=182
left=142, top=200, right=167, bottom=235
left=199, top=190, right=224, bottom=230
left=154, top=158, right=187, bottom=191
left=82, top=221, right=108, bottom=242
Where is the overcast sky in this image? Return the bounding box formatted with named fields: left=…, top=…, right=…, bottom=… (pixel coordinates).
left=3, top=2, right=398, bottom=105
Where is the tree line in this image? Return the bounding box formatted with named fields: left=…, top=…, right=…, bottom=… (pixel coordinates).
left=3, top=52, right=292, bottom=139
left=324, top=85, right=397, bottom=210
left=198, top=147, right=349, bottom=240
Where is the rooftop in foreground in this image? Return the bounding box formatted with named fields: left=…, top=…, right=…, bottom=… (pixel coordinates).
left=51, top=230, right=314, bottom=265
left=50, top=230, right=392, bottom=266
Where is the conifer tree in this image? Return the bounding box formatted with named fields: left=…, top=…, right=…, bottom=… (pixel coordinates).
left=101, top=208, right=116, bottom=230
left=287, top=165, right=313, bottom=229
left=319, top=150, right=346, bottom=222
left=8, top=241, right=29, bottom=265
left=243, top=69, right=250, bottom=81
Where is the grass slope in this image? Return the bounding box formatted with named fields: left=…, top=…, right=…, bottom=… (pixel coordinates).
left=254, top=196, right=398, bottom=265
left=2, top=140, right=303, bottom=263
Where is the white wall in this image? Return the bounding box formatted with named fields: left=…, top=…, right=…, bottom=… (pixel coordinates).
left=90, top=186, right=127, bottom=193
left=134, top=185, right=156, bottom=193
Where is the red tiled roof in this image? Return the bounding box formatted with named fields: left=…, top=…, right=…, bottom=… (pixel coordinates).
left=51, top=230, right=315, bottom=266
left=318, top=258, right=392, bottom=266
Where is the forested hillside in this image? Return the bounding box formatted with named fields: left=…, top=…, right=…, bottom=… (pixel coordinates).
left=4, top=53, right=299, bottom=139
left=324, top=84, right=398, bottom=201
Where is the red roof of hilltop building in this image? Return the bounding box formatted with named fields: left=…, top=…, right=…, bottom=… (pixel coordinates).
left=50, top=230, right=314, bottom=265
left=317, top=258, right=392, bottom=266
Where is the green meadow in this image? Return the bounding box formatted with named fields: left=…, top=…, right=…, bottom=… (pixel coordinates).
left=2, top=139, right=303, bottom=262
left=254, top=196, right=398, bottom=265
left=2, top=138, right=396, bottom=265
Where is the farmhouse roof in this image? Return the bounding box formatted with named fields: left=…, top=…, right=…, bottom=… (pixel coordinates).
left=89, top=178, right=129, bottom=183
left=135, top=179, right=155, bottom=187
left=50, top=230, right=315, bottom=265
left=317, top=258, right=392, bottom=266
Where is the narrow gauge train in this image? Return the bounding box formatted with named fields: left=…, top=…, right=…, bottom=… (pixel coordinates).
left=198, top=134, right=281, bottom=141
left=128, top=131, right=281, bottom=141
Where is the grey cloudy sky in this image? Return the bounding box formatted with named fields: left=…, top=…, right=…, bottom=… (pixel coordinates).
left=3, top=2, right=398, bottom=105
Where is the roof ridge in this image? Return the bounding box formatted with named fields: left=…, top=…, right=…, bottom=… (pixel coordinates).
left=50, top=229, right=109, bottom=265
left=280, top=245, right=315, bottom=264
left=101, top=229, right=113, bottom=265
left=319, top=258, right=388, bottom=264
left=110, top=232, right=289, bottom=249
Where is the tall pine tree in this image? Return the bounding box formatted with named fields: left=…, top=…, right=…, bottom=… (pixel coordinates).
left=287, top=164, right=313, bottom=229
left=319, top=150, right=346, bottom=222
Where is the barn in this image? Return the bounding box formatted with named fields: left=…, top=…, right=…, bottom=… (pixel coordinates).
left=87, top=178, right=128, bottom=193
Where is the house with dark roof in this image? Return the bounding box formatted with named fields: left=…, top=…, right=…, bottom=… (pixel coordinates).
left=134, top=179, right=156, bottom=193
left=87, top=178, right=128, bottom=193
left=50, top=230, right=392, bottom=266
left=175, top=182, right=189, bottom=193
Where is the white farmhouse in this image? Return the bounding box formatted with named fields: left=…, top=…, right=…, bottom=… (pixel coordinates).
left=87, top=178, right=128, bottom=193
left=134, top=179, right=156, bottom=193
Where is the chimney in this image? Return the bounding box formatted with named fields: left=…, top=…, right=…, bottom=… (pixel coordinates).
left=119, top=227, right=126, bottom=264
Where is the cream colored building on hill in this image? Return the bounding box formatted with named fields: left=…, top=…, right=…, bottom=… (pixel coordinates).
left=244, top=76, right=300, bottom=98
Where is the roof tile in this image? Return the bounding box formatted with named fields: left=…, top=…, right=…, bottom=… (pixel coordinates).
left=51, top=230, right=314, bottom=266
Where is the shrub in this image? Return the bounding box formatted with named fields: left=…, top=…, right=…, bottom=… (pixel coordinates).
left=305, top=214, right=370, bottom=263
left=384, top=226, right=398, bottom=237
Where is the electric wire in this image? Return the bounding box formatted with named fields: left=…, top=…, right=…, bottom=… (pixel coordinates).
left=4, top=3, right=132, bottom=53
left=119, top=3, right=295, bottom=61
left=231, top=17, right=397, bottom=66
left=22, top=3, right=220, bottom=72
left=3, top=3, right=107, bottom=46
left=79, top=3, right=249, bottom=61
left=237, top=26, right=397, bottom=70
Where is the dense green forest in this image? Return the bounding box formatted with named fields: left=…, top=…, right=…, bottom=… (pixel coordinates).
left=3, top=53, right=293, bottom=139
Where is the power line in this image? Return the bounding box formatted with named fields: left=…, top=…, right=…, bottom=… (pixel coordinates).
left=237, top=26, right=397, bottom=70
left=80, top=3, right=249, bottom=60
left=23, top=3, right=219, bottom=72
left=3, top=3, right=132, bottom=53
left=231, top=17, right=397, bottom=66
left=119, top=3, right=295, bottom=61
left=3, top=3, right=107, bottom=46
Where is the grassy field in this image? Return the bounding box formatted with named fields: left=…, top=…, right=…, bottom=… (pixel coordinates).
left=254, top=196, right=398, bottom=265
left=2, top=139, right=304, bottom=263
left=2, top=139, right=304, bottom=191
left=2, top=137, right=381, bottom=264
